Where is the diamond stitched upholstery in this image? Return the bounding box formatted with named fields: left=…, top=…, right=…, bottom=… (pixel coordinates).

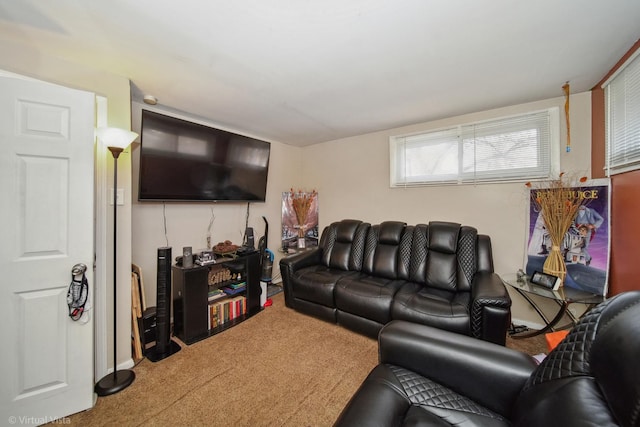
left=349, top=222, right=369, bottom=271
left=388, top=364, right=506, bottom=421
left=524, top=295, right=614, bottom=390
left=320, top=223, right=337, bottom=267
left=456, top=226, right=477, bottom=291
left=409, top=224, right=428, bottom=283
left=471, top=294, right=512, bottom=338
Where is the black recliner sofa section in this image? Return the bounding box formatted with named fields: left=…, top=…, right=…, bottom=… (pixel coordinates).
left=280, top=219, right=512, bottom=345
left=334, top=291, right=640, bottom=427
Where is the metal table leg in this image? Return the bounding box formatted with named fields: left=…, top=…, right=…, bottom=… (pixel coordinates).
left=510, top=288, right=570, bottom=339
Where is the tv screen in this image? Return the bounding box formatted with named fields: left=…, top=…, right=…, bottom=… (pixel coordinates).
left=139, top=110, right=271, bottom=202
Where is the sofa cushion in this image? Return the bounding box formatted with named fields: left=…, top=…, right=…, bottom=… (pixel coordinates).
left=378, top=221, right=406, bottom=244
left=425, top=250, right=458, bottom=292
left=362, top=222, right=412, bottom=280
left=320, top=219, right=369, bottom=271
left=410, top=222, right=477, bottom=293
left=290, top=265, right=357, bottom=307
left=335, top=274, right=405, bottom=324
left=428, top=221, right=460, bottom=253
left=391, top=282, right=471, bottom=336
left=285, top=219, right=369, bottom=315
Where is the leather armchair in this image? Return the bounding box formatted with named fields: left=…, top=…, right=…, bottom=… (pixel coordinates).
left=335, top=291, right=640, bottom=426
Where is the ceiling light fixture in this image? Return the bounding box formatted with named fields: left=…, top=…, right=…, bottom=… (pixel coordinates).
left=143, top=95, right=158, bottom=105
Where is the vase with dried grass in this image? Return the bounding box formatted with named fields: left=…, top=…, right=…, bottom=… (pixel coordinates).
left=526, top=173, right=588, bottom=285
left=290, top=188, right=317, bottom=249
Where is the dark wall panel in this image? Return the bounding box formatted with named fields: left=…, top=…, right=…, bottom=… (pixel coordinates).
left=609, top=170, right=640, bottom=295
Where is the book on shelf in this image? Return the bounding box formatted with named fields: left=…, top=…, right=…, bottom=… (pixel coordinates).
left=208, top=288, right=226, bottom=302
left=222, top=284, right=246, bottom=295
left=208, top=296, right=246, bottom=330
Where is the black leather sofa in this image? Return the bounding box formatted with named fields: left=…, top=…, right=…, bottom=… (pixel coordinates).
left=334, top=291, right=640, bottom=427
left=280, top=219, right=512, bottom=344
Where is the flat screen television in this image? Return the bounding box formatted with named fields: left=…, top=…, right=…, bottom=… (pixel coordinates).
left=138, top=110, right=271, bottom=202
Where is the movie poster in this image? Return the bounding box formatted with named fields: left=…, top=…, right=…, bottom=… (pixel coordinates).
left=526, top=179, right=611, bottom=296
left=281, top=191, right=319, bottom=251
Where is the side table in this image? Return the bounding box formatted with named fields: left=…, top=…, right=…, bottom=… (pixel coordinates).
left=501, top=273, right=604, bottom=339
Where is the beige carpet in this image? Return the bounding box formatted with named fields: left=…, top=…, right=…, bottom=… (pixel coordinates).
left=62, top=293, right=547, bottom=426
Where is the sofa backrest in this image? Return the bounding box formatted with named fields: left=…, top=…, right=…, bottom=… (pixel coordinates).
left=513, top=291, right=640, bottom=427
left=320, top=219, right=370, bottom=271
left=362, top=221, right=412, bottom=280
left=408, top=221, right=479, bottom=292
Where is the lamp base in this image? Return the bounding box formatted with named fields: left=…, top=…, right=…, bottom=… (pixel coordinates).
left=95, top=369, right=135, bottom=396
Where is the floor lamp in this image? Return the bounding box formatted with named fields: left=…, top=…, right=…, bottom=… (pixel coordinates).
left=95, top=127, right=138, bottom=396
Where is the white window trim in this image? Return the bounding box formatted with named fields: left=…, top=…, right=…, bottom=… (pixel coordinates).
left=389, top=108, right=560, bottom=187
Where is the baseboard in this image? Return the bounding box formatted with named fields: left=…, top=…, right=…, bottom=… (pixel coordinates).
left=118, top=358, right=135, bottom=370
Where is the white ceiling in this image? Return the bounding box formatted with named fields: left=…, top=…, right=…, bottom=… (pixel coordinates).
left=1, top=1, right=639, bottom=146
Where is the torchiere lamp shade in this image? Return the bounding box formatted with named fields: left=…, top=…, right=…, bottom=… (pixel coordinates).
left=96, top=127, right=138, bottom=150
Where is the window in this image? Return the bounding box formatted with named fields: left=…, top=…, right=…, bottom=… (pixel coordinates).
left=604, top=50, right=640, bottom=175
left=390, top=109, right=559, bottom=186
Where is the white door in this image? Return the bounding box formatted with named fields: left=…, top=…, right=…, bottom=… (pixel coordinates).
left=0, top=73, right=95, bottom=424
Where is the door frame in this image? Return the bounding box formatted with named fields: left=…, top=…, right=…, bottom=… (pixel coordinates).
left=94, top=96, right=109, bottom=380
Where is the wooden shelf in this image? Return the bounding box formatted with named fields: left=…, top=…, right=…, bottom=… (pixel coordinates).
left=172, top=251, right=262, bottom=345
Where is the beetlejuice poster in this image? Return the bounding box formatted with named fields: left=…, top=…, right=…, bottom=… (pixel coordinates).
left=526, top=179, right=611, bottom=296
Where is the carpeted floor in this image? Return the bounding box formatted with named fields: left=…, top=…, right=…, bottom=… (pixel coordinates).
left=61, top=293, right=547, bottom=426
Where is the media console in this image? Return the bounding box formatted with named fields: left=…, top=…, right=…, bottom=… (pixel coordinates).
left=172, top=250, right=262, bottom=345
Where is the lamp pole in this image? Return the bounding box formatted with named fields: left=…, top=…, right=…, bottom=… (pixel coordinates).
left=95, top=129, right=137, bottom=396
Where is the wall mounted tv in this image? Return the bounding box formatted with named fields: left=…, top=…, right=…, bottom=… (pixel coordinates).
left=139, top=110, right=271, bottom=202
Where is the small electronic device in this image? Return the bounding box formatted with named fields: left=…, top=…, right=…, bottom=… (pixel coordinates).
left=530, top=271, right=562, bottom=291
left=182, top=246, right=193, bottom=268
left=244, top=227, right=255, bottom=250
left=196, top=250, right=215, bottom=265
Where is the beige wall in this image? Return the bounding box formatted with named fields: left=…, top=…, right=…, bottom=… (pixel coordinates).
left=301, top=92, right=593, bottom=326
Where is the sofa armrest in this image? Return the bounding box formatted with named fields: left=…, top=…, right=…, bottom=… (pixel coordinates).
left=378, top=320, right=537, bottom=418
left=471, top=271, right=512, bottom=345
left=279, top=248, right=322, bottom=307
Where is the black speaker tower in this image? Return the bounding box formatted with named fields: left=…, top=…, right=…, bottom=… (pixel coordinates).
left=146, top=247, right=181, bottom=362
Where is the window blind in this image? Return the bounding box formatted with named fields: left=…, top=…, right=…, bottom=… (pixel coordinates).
left=605, top=51, right=640, bottom=175
left=390, top=109, right=557, bottom=186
